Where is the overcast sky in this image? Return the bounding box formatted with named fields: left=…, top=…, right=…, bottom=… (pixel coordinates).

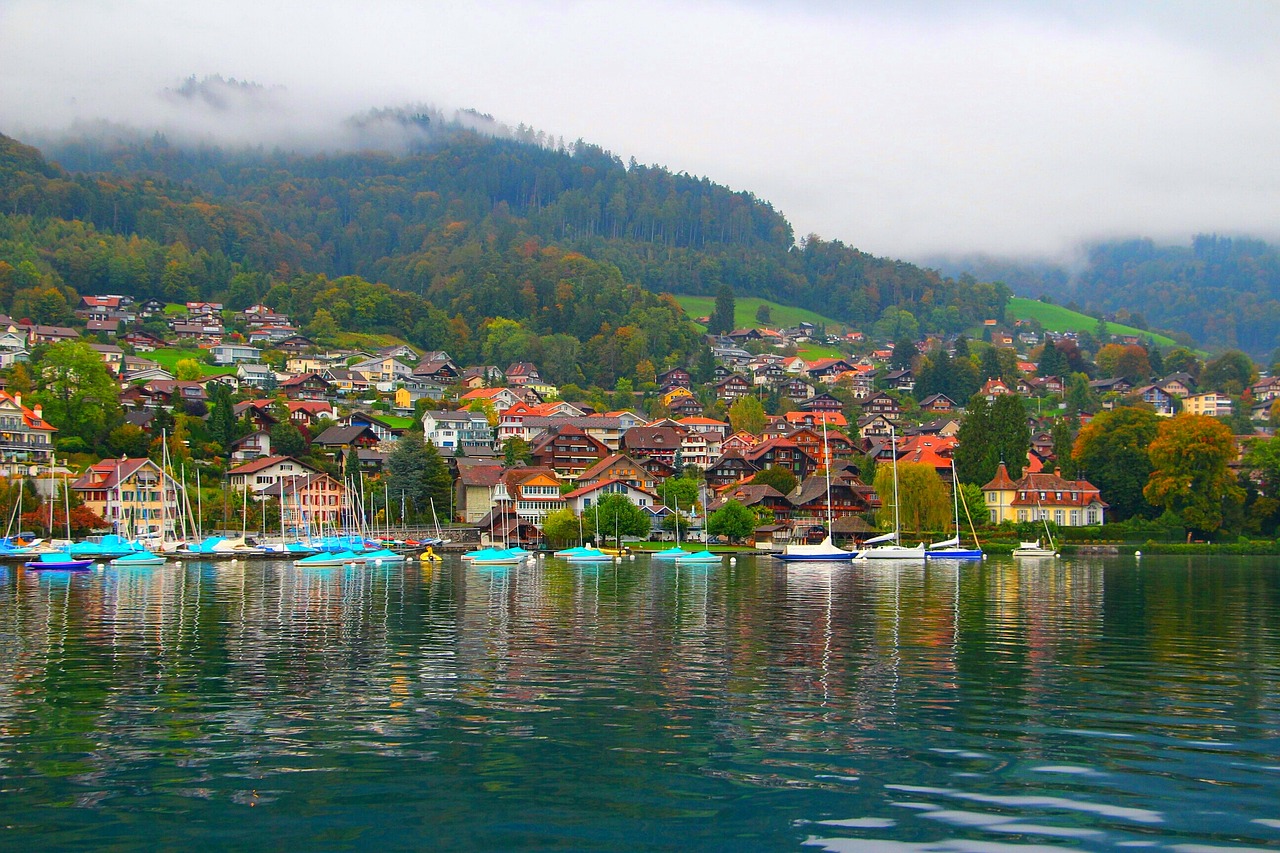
left=2, top=0, right=1278, bottom=260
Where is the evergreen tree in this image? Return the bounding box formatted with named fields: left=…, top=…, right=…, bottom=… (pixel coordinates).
left=891, top=337, right=916, bottom=370
left=1038, top=341, right=1066, bottom=378
left=708, top=285, right=736, bottom=335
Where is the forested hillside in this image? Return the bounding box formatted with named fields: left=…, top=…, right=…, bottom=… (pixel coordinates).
left=934, top=236, right=1280, bottom=355
left=1, top=118, right=1010, bottom=382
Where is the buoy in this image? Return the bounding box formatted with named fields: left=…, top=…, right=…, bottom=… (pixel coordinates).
left=729, top=557, right=737, bottom=565
left=1135, top=550, right=1142, bottom=558
left=629, top=553, right=635, bottom=561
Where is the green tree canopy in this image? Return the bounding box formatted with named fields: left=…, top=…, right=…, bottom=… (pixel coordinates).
left=583, top=493, right=650, bottom=546
left=727, top=395, right=766, bottom=435
left=386, top=432, right=453, bottom=523
left=1072, top=406, right=1160, bottom=521
left=33, top=340, right=122, bottom=449
left=874, top=461, right=950, bottom=533
left=751, top=465, right=798, bottom=496
left=1144, top=414, right=1243, bottom=535
left=706, top=499, right=755, bottom=543
left=708, top=284, right=736, bottom=335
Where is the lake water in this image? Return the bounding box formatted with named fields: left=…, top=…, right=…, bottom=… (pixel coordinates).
left=1, top=554, right=1277, bottom=851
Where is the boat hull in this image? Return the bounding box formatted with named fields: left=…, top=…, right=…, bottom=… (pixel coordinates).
left=925, top=548, right=984, bottom=560
left=859, top=545, right=927, bottom=560
left=25, top=559, right=95, bottom=571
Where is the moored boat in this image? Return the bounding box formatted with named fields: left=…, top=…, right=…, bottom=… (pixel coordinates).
left=25, top=551, right=95, bottom=571
left=1012, top=539, right=1057, bottom=558
left=109, top=551, right=169, bottom=567
left=674, top=550, right=722, bottom=564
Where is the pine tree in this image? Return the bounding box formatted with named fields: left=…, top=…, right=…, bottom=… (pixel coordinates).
left=708, top=285, right=735, bottom=335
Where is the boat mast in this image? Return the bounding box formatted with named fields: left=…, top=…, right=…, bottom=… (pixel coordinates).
left=890, top=422, right=901, bottom=542
left=822, top=418, right=833, bottom=538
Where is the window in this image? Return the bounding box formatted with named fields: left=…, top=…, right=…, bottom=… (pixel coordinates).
left=1054, top=510, right=1064, bottom=525
left=1017, top=510, right=1027, bottom=522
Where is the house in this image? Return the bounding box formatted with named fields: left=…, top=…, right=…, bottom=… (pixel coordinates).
left=123, top=330, right=166, bottom=352
left=789, top=470, right=876, bottom=523
left=562, top=479, right=660, bottom=516
left=346, top=411, right=403, bottom=443
left=708, top=484, right=792, bottom=522
left=711, top=374, right=752, bottom=404
left=782, top=378, right=816, bottom=403
left=230, top=429, right=272, bottom=462
left=676, top=416, right=731, bottom=442
left=860, top=392, right=902, bottom=420
left=500, top=467, right=566, bottom=523
left=530, top=424, right=610, bottom=480
left=744, top=436, right=817, bottom=479
left=393, top=380, right=446, bottom=410
left=459, top=387, right=522, bottom=412
left=455, top=462, right=506, bottom=524
left=1089, top=377, right=1132, bottom=396
left=376, top=344, right=419, bottom=362
left=258, top=472, right=346, bottom=533
left=980, top=378, right=1015, bottom=399
left=576, top=453, right=660, bottom=494
left=788, top=426, right=857, bottom=464
left=982, top=463, right=1106, bottom=526
left=883, top=368, right=915, bottom=393
left=1251, top=376, right=1280, bottom=403
left=918, top=393, right=957, bottom=414
left=666, top=394, right=704, bottom=418
left=704, top=449, right=761, bottom=488
left=413, top=354, right=461, bottom=383
left=71, top=458, right=181, bottom=540
left=656, top=367, right=692, bottom=390
left=350, top=355, right=414, bottom=383
left=1131, top=384, right=1176, bottom=416
left=279, top=372, right=333, bottom=401
left=0, top=391, right=56, bottom=472
left=227, top=456, right=325, bottom=496
left=311, top=424, right=382, bottom=459
left=857, top=414, right=897, bottom=440
left=800, top=393, right=844, bottom=413
left=622, top=425, right=685, bottom=469
left=210, top=344, right=262, bottom=365
left=323, top=367, right=375, bottom=396
left=422, top=410, right=495, bottom=452
left=1183, top=392, right=1233, bottom=418
left=504, top=362, right=542, bottom=386
left=805, top=358, right=855, bottom=382
left=236, top=363, right=277, bottom=390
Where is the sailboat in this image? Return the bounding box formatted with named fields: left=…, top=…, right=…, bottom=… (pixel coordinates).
left=860, top=423, right=925, bottom=560
left=25, top=474, right=94, bottom=571
left=776, top=419, right=858, bottom=562
left=651, top=493, right=695, bottom=560
left=1013, top=496, right=1058, bottom=558
left=926, top=464, right=984, bottom=560
left=463, top=484, right=527, bottom=566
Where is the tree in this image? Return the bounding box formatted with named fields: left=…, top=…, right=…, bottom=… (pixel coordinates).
left=33, top=340, right=122, bottom=449
left=706, top=499, right=755, bottom=543
left=1244, top=435, right=1280, bottom=497
left=305, top=307, right=341, bottom=345
left=657, top=475, right=700, bottom=512
left=1164, top=348, right=1202, bottom=380
left=954, top=394, right=1029, bottom=485
left=708, top=285, right=735, bottom=335
left=1064, top=372, right=1097, bottom=416
left=502, top=436, right=533, bottom=466
left=386, top=433, right=453, bottom=522
left=1050, top=417, right=1078, bottom=479
left=873, top=461, right=949, bottom=533
left=541, top=508, right=581, bottom=548
left=752, top=465, right=798, bottom=496
left=107, top=424, right=150, bottom=458
left=1201, top=350, right=1256, bottom=396
left=754, top=303, right=771, bottom=325
left=584, top=493, right=650, bottom=546
left=890, top=337, right=916, bottom=370
left=1072, top=407, right=1160, bottom=521
left=1144, top=414, right=1243, bottom=536
left=174, top=358, right=204, bottom=381
left=727, top=395, right=766, bottom=435
left=269, top=420, right=308, bottom=458
left=1038, top=341, right=1066, bottom=378
left=206, top=385, right=237, bottom=450
left=873, top=307, right=918, bottom=343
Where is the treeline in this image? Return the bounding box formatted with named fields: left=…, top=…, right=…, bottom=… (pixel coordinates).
left=29, top=125, right=1008, bottom=332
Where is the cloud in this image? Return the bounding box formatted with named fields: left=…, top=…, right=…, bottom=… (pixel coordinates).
left=2, top=0, right=1279, bottom=259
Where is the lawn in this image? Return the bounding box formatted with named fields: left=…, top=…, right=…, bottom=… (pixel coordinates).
left=673, top=296, right=846, bottom=333
left=1007, top=298, right=1179, bottom=349
left=148, top=348, right=235, bottom=377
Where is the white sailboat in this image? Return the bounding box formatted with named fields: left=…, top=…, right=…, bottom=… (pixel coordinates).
left=776, top=419, right=858, bottom=562
left=860, top=423, right=925, bottom=560
left=1013, top=495, right=1058, bottom=558
left=926, top=464, right=984, bottom=560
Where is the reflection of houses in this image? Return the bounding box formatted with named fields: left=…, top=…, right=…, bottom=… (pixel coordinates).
left=982, top=463, right=1106, bottom=526
left=71, top=458, right=180, bottom=539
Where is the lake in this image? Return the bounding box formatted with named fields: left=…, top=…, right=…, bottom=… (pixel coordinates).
left=1, top=554, right=1277, bottom=850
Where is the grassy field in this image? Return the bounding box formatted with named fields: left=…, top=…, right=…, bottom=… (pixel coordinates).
left=673, top=296, right=845, bottom=334
left=1007, top=298, right=1179, bottom=348
left=148, top=348, right=235, bottom=377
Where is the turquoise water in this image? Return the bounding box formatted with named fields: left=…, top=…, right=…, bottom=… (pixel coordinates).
left=0, top=555, right=1277, bottom=850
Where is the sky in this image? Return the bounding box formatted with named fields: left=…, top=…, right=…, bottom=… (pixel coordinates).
left=2, top=0, right=1279, bottom=261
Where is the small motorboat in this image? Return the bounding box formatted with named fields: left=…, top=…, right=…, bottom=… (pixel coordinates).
left=774, top=536, right=859, bottom=562
left=293, top=550, right=366, bottom=568
left=673, top=550, right=722, bottom=564
left=110, top=551, right=169, bottom=567
left=360, top=548, right=407, bottom=565
left=25, top=552, right=95, bottom=571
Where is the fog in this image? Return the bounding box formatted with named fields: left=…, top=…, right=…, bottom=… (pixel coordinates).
left=2, top=0, right=1278, bottom=260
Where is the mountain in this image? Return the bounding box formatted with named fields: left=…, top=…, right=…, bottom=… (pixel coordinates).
left=1, top=114, right=1010, bottom=383
left=930, top=236, right=1280, bottom=356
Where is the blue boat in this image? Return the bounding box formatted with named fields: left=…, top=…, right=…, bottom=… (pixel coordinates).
left=564, top=548, right=613, bottom=562
left=294, top=550, right=365, bottom=568
left=25, top=551, right=95, bottom=571
left=650, top=546, right=695, bottom=560
left=673, top=550, right=722, bottom=564
left=360, top=548, right=406, bottom=565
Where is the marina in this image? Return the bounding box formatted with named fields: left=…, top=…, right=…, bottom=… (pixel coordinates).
left=1, top=553, right=1277, bottom=850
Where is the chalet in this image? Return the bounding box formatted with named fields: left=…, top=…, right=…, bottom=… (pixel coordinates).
left=85, top=319, right=122, bottom=336
left=504, top=361, right=542, bottom=386
left=711, top=345, right=753, bottom=367
left=21, top=324, right=80, bottom=345
left=455, top=462, right=505, bottom=523
left=350, top=355, right=414, bottom=383
left=501, top=467, right=566, bottom=523
left=805, top=358, right=855, bottom=383
left=666, top=394, right=704, bottom=418
left=230, top=429, right=272, bottom=462
left=790, top=472, right=876, bottom=523
left=71, top=458, right=180, bottom=540
left=744, top=436, right=816, bottom=478
left=345, top=411, right=403, bottom=442
left=1089, top=376, right=1132, bottom=396
left=227, top=456, right=324, bottom=496
left=750, top=361, right=786, bottom=387
left=562, top=479, right=660, bottom=517
left=89, top=343, right=125, bottom=374
left=323, top=367, right=375, bottom=395
left=413, top=355, right=461, bottom=383
left=1131, top=384, right=1176, bottom=416
left=656, top=367, right=692, bottom=390
left=676, top=416, right=731, bottom=441
left=883, top=368, right=915, bottom=393
left=185, top=301, right=223, bottom=318
left=247, top=325, right=300, bottom=345
left=280, top=372, right=333, bottom=401
left=622, top=425, right=685, bottom=469
left=857, top=413, right=896, bottom=440
left=907, top=417, right=962, bottom=437
left=0, top=391, right=56, bottom=472
left=712, top=374, right=753, bottom=404
left=275, top=335, right=317, bottom=354
left=377, top=344, right=419, bottom=362
left=704, top=449, right=761, bottom=488
left=422, top=410, right=495, bottom=452
left=720, top=431, right=759, bottom=455
left=708, top=485, right=792, bottom=522
left=459, top=387, right=522, bottom=412
left=895, top=435, right=957, bottom=476
left=918, top=393, right=957, bottom=414
left=393, top=380, right=446, bottom=410
left=725, top=328, right=763, bottom=344
left=782, top=378, right=816, bottom=403
left=1159, top=373, right=1196, bottom=398
left=788, top=426, right=857, bottom=463
left=530, top=424, right=610, bottom=480
left=860, top=392, right=902, bottom=420
left=577, top=453, right=660, bottom=494
left=784, top=411, right=847, bottom=431
left=982, top=463, right=1106, bottom=527
left=236, top=363, right=276, bottom=390
left=800, top=392, right=844, bottom=413
left=980, top=378, right=1015, bottom=399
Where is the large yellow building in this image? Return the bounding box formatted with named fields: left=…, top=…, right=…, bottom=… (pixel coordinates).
left=982, top=463, right=1107, bottom=527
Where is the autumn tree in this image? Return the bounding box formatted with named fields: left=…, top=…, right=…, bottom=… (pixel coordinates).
left=1144, top=414, right=1243, bottom=536
left=874, top=461, right=949, bottom=533
left=1072, top=407, right=1160, bottom=520
left=1200, top=350, right=1256, bottom=396
left=727, top=395, right=766, bottom=435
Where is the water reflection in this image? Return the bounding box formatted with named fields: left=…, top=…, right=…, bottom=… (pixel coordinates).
left=0, top=555, right=1276, bottom=849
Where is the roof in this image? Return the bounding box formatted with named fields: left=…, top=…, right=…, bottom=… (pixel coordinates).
left=71, top=458, right=161, bottom=490
left=562, top=478, right=659, bottom=501
left=227, top=455, right=319, bottom=476
left=982, top=462, right=1019, bottom=492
